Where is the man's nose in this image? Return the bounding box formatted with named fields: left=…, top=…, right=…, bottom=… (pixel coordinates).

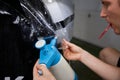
left=100, top=8, right=107, bottom=18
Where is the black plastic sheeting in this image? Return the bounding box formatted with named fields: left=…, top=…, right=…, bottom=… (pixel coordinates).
left=0, top=0, right=39, bottom=80
left=0, top=0, right=56, bottom=42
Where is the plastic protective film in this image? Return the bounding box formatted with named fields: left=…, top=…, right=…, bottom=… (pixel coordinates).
left=0, top=0, right=74, bottom=44
left=42, top=0, right=74, bottom=44
left=19, top=0, right=74, bottom=44
left=19, top=0, right=56, bottom=42
left=0, top=0, right=56, bottom=43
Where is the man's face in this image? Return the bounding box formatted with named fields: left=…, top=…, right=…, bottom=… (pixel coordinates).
left=100, top=0, right=120, bottom=35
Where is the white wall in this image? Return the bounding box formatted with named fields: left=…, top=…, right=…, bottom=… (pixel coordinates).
left=72, top=0, right=120, bottom=50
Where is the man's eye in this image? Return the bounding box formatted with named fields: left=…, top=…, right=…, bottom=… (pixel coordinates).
left=102, top=1, right=110, bottom=8
left=101, top=1, right=105, bottom=5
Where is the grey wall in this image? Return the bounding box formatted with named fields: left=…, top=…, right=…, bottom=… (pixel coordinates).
left=72, top=0, right=120, bottom=50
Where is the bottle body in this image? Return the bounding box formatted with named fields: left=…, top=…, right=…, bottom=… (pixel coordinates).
left=50, top=55, right=78, bottom=80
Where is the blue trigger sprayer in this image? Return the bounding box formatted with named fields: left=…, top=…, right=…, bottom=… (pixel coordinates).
left=35, top=36, right=78, bottom=80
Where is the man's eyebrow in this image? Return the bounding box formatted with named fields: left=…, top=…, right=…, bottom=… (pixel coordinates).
left=100, top=0, right=110, bottom=6
left=101, top=0, right=110, bottom=4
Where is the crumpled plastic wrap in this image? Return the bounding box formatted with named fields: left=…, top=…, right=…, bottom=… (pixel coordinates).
left=0, top=0, right=74, bottom=44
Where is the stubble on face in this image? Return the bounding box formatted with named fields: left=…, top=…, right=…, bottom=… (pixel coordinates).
left=108, top=0, right=120, bottom=34
left=118, top=0, right=120, bottom=6
left=100, top=0, right=120, bottom=34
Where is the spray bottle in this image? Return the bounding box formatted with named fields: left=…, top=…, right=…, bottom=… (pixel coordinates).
left=35, top=36, right=78, bottom=80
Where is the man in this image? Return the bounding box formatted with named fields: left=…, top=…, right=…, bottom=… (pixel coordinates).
left=33, top=0, right=120, bottom=80
left=62, top=0, right=120, bottom=80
